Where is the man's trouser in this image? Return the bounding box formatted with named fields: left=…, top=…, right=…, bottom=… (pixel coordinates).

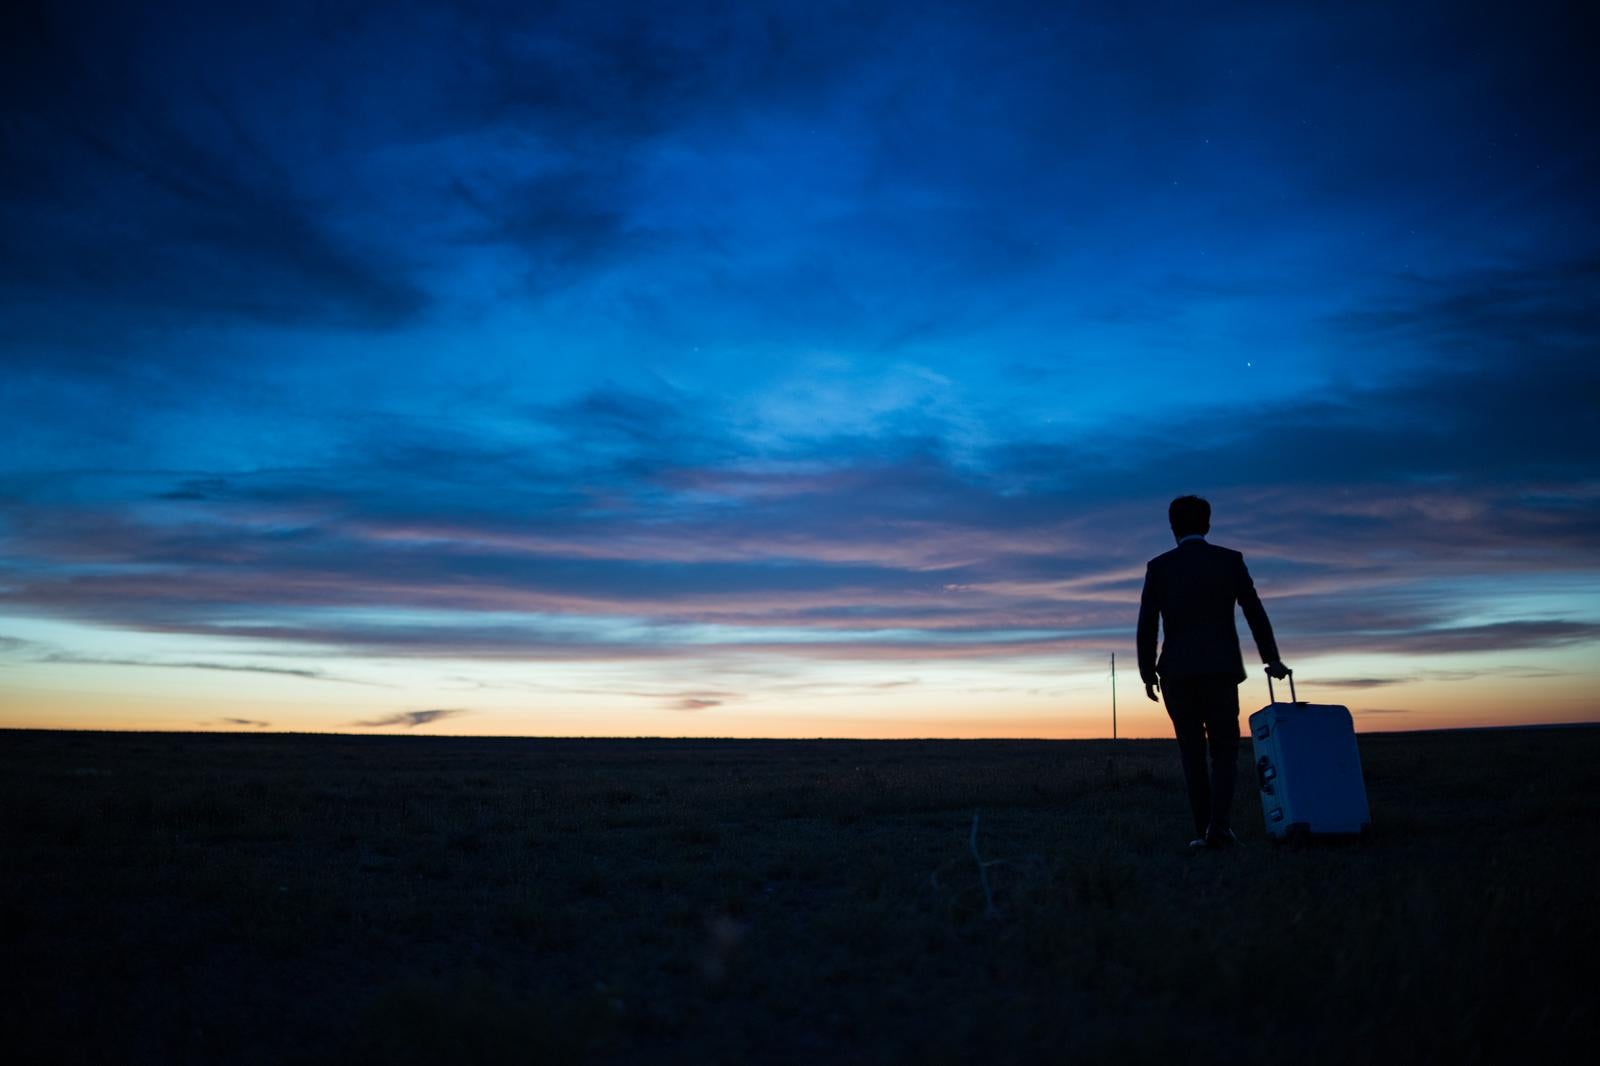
left=1161, top=674, right=1241, bottom=836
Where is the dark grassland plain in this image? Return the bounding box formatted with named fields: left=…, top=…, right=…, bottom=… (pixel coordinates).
left=2, top=727, right=1595, bottom=1065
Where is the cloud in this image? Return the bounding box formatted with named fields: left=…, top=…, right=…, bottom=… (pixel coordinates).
left=220, top=717, right=271, bottom=728
left=2, top=361, right=1597, bottom=665
left=1383, top=621, right=1600, bottom=656
left=0, top=0, right=907, bottom=346
left=0, top=3, right=426, bottom=335
left=0, top=0, right=1594, bottom=742
left=451, top=168, right=646, bottom=293
left=1317, top=667, right=1568, bottom=690
left=348, top=708, right=469, bottom=729
left=32, top=652, right=384, bottom=686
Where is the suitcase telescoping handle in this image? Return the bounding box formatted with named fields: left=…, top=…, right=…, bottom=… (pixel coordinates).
left=1266, top=666, right=1297, bottom=704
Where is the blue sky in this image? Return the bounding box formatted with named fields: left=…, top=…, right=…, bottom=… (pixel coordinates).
left=2, top=0, right=1597, bottom=735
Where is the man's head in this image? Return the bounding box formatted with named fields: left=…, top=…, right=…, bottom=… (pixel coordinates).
left=1168, top=495, right=1211, bottom=540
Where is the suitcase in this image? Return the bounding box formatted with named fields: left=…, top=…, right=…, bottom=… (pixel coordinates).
left=1248, top=670, right=1371, bottom=840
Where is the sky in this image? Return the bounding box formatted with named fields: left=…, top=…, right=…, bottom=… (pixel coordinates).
left=2, top=0, right=1597, bottom=738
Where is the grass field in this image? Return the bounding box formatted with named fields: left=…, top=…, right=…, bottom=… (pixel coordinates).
left=2, top=726, right=1596, bottom=1064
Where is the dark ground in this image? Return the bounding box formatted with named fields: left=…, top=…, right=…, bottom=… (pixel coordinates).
left=2, top=726, right=1596, bottom=1064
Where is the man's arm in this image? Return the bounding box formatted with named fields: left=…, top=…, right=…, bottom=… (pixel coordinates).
left=1137, top=562, right=1161, bottom=699
left=1235, top=553, right=1283, bottom=668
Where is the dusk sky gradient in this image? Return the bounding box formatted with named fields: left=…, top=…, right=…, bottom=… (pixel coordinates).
left=3, top=0, right=1597, bottom=737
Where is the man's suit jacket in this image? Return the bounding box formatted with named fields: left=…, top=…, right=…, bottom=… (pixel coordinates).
left=1137, top=539, right=1280, bottom=685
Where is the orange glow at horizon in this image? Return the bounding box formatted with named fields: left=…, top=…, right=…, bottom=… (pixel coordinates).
left=5, top=643, right=1596, bottom=739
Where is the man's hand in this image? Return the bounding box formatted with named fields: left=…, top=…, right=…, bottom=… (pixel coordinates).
left=1144, top=680, right=1161, bottom=702
left=1266, top=661, right=1291, bottom=680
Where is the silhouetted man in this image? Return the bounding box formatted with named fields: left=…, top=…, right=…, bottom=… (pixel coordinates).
left=1137, top=495, right=1290, bottom=848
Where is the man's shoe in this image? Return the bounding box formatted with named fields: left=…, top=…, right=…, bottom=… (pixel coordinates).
left=1188, top=836, right=1211, bottom=849
left=1206, top=827, right=1241, bottom=848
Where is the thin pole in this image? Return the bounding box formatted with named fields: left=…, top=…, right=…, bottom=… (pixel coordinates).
left=1110, top=652, right=1117, bottom=740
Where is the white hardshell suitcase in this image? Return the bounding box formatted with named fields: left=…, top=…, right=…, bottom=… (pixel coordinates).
left=1248, top=670, right=1371, bottom=840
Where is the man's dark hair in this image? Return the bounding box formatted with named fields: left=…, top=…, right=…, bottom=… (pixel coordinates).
left=1169, top=495, right=1211, bottom=538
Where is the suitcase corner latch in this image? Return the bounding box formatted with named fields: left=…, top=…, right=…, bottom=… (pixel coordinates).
left=1256, top=756, right=1277, bottom=794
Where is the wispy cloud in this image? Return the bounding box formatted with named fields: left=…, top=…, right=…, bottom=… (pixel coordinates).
left=33, top=652, right=385, bottom=686
left=1317, top=678, right=1406, bottom=690
left=348, top=709, right=469, bottom=729
left=3, top=405, right=1597, bottom=666
left=0, top=4, right=425, bottom=335
left=1381, top=621, right=1600, bottom=655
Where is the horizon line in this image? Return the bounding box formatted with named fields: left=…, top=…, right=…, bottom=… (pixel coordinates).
left=5, top=721, right=1597, bottom=741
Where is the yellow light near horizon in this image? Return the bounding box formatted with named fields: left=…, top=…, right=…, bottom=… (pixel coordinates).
left=3, top=621, right=1597, bottom=738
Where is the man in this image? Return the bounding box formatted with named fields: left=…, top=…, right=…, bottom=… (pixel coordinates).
left=1137, top=495, right=1290, bottom=849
